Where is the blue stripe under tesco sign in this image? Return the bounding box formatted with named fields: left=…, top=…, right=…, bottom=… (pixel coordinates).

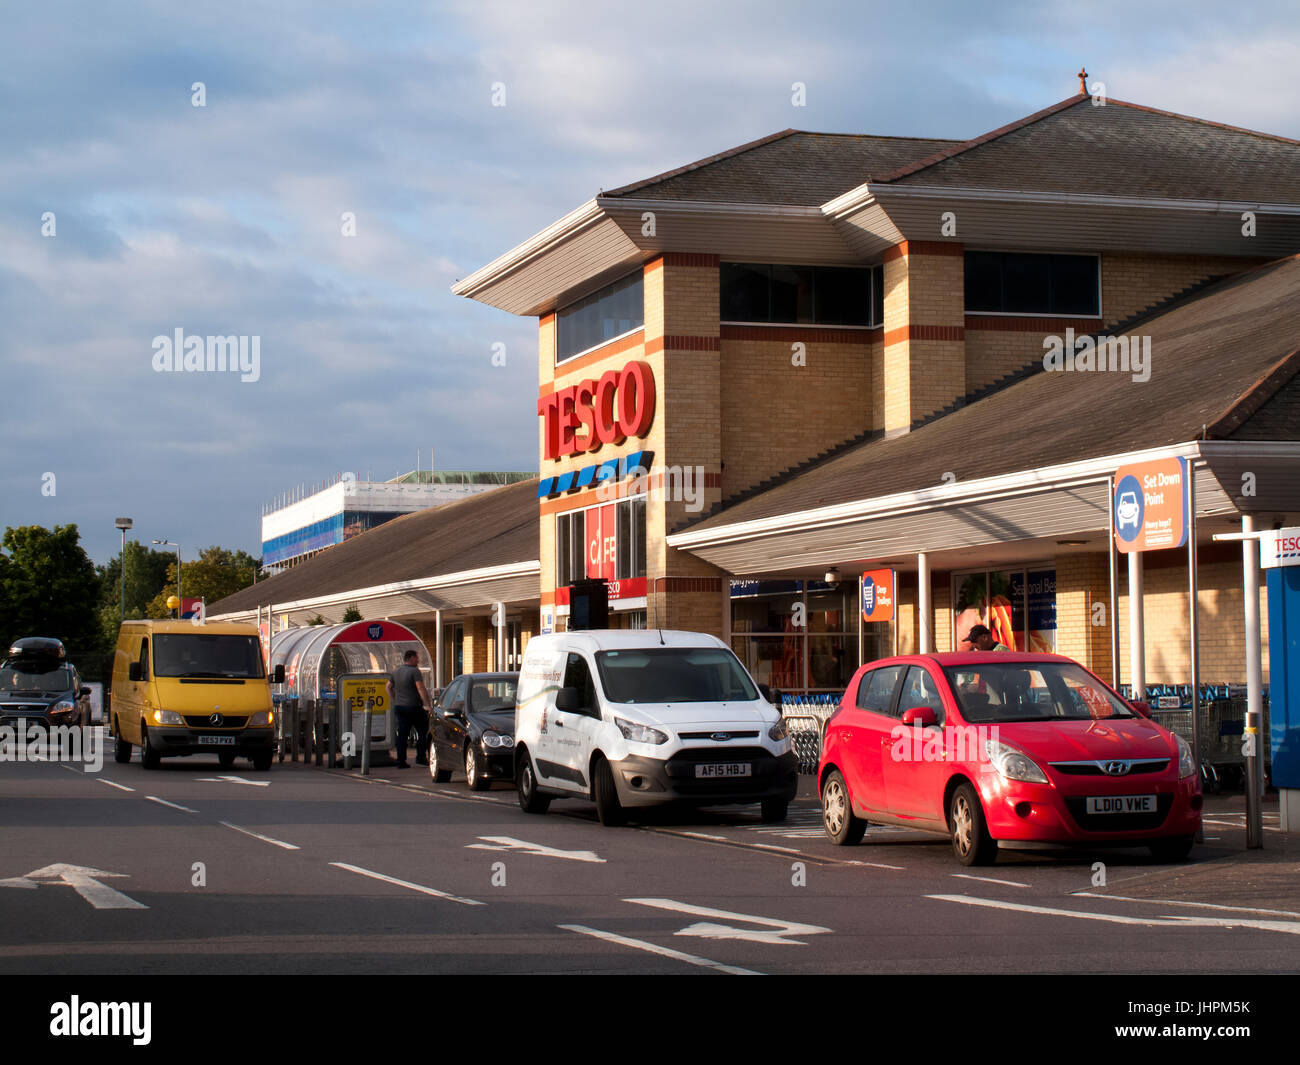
left=538, top=451, right=654, bottom=498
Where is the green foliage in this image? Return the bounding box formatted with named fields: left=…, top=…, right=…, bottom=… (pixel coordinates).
left=306, top=614, right=326, bottom=626
left=0, top=524, right=104, bottom=675
left=144, top=546, right=262, bottom=618
left=341, top=605, right=362, bottom=623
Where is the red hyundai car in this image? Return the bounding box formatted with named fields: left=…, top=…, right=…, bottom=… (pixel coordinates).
left=818, top=652, right=1202, bottom=865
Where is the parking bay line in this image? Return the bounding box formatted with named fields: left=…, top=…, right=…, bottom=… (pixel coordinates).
left=1071, top=892, right=1300, bottom=920
left=219, top=821, right=300, bottom=851
left=97, top=779, right=135, bottom=792
left=928, top=894, right=1300, bottom=936
left=145, top=795, right=197, bottom=813
left=329, top=862, right=485, bottom=907
left=559, top=924, right=760, bottom=975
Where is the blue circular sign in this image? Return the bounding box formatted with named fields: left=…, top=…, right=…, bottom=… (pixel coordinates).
left=366, top=623, right=383, bottom=640
left=1113, top=474, right=1144, bottom=543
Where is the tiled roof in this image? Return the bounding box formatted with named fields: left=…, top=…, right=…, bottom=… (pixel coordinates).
left=680, top=253, right=1300, bottom=532
left=211, top=478, right=540, bottom=614
left=601, top=97, right=1300, bottom=208
left=601, top=130, right=962, bottom=205
left=884, top=97, right=1300, bottom=201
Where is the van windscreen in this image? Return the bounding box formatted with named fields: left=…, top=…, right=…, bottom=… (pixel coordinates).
left=153, top=634, right=265, bottom=679
left=594, top=648, right=758, bottom=704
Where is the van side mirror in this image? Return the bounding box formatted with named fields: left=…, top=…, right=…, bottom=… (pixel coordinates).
left=273, top=664, right=285, bottom=685
left=128, top=662, right=142, bottom=682
left=555, top=686, right=582, bottom=712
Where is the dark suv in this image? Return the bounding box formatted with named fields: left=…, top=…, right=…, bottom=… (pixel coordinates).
left=0, top=637, right=92, bottom=734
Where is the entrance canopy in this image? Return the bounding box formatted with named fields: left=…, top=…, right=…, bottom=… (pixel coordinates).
left=270, top=620, right=431, bottom=704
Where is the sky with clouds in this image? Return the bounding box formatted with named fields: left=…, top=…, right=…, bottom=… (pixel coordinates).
left=2, top=0, right=1297, bottom=565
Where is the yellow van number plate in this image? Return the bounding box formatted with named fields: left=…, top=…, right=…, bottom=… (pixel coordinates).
left=198, top=735, right=237, bottom=746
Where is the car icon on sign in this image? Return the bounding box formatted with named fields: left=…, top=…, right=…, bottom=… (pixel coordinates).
left=1116, top=491, right=1141, bottom=530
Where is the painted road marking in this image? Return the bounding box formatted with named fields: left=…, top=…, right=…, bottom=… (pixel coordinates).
left=1072, top=892, right=1300, bottom=920
left=0, top=864, right=147, bottom=910
left=194, top=775, right=271, bottom=787
left=330, top=862, right=484, bottom=906
left=928, top=894, right=1300, bottom=936
left=559, top=924, right=760, bottom=975
left=626, top=897, right=830, bottom=946
left=145, top=795, right=197, bottom=813
left=845, top=860, right=906, bottom=870
left=465, top=837, right=604, bottom=863
left=219, top=821, right=300, bottom=850
left=97, top=780, right=135, bottom=792
left=952, top=873, right=1031, bottom=888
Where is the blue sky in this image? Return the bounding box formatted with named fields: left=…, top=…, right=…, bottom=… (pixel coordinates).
left=3, top=0, right=1297, bottom=564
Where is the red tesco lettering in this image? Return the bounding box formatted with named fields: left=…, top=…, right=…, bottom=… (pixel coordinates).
left=539, top=360, right=655, bottom=460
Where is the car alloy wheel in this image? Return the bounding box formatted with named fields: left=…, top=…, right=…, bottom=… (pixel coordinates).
left=821, top=769, right=865, bottom=845
left=949, top=783, right=996, bottom=866
left=429, top=742, right=451, bottom=783
left=466, top=745, right=490, bottom=791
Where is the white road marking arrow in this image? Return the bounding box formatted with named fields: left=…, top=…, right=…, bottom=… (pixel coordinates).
left=465, top=836, right=605, bottom=863
left=625, top=897, right=830, bottom=945
left=194, top=775, right=270, bottom=787
left=0, top=864, right=147, bottom=910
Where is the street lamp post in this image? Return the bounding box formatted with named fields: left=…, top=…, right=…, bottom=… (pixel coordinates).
left=114, top=518, right=133, bottom=619
left=153, top=539, right=181, bottom=616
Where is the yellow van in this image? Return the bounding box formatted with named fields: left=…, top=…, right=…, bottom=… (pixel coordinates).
left=110, top=620, right=283, bottom=770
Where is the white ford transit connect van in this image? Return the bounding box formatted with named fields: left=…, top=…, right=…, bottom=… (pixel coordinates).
left=514, top=629, right=797, bottom=825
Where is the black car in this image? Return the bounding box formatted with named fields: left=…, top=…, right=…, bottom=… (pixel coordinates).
left=0, top=637, right=92, bottom=735
left=429, top=672, right=518, bottom=790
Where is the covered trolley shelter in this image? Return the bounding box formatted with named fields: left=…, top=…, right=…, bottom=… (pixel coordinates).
left=269, top=620, right=432, bottom=760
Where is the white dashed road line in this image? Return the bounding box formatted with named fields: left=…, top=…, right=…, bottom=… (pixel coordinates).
left=219, top=821, right=300, bottom=851
left=559, top=924, right=761, bottom=975
left=952, top=873, right=1031, bottom=888
left=329, top=861, right=485, bottom=907
left=1071, top=892, right=1300, bottom=920
left=145, top=795, right=197, bottom=813
left=97, top=779, right=135, bottom=792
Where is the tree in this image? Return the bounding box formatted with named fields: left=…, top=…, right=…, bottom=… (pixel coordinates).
left=306, top=614, right=326, bottom=626
left=96, top=542, right=174, bottom=620
left=144, top=546, right=261, bottom=618
left=0, top=524, right=104, bottom=675
left=341, top=605, right=362, bottom=623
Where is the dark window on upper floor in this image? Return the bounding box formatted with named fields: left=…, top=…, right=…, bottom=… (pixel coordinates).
left=721, top=263, right=883, bottom=326
left=964, top=251, right=1100, bottom=316
left=556, top=271, right=644, bottom=363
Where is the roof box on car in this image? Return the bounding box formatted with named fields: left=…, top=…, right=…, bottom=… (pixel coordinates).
left=6, top=637, right=67, bottom=660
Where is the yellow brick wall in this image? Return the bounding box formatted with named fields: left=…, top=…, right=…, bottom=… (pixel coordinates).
left=718, top=336, right=875, bottom=499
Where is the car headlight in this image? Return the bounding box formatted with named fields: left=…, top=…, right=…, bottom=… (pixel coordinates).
left=615, top=717, right=669, bottom=745
left=52, top=699, right=76, bottom=713
left=153, top=709, right=184, bottom=725
left=768, top=717, right=789, bottom=741
left=248, top=710, right=273, bottom=727
left=482, top=732, right=514, bottom=749
left=1175, top=734, right=1196, bottom=779
left=984, top=738, right=1048, bottom=784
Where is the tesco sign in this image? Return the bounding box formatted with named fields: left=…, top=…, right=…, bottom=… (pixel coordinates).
left=1261, top=527, right=1300, bottom=569
left=538, top=360, right=655, bottom=461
